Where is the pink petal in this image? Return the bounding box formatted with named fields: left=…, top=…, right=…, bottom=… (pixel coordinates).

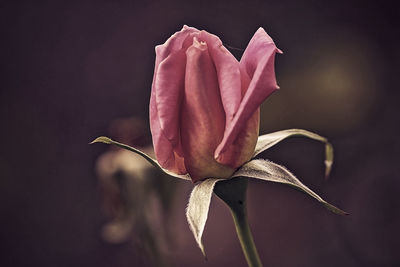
left=215, top=27, right=282, bottom=164
left=152, top=25, right=199, bottom=146
left=215, top=108, right=260, bottom=168
left=181, top=38, right=235, bottom=182
left=198, top=31, right=242, bottom=125
left=150, top=26, right=198, bottom=173
left=154, top=25, right=199, bottom=66
left=150, top=88, right=186, bottom=174
left=153, top=50, right=186, bottom=146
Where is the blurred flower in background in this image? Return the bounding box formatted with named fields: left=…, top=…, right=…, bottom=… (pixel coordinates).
left=95, top=117, right=181, bottom=266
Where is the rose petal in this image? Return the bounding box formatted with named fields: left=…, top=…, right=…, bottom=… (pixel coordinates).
left=181, top=38, right=235, bottom=182
left=153, top=50, right=186, bottom=146
left=150, top=26, right=199, bottom=173
left=152, top=25, right=199, bottom=146
left=155, top=25, right=199, bottom=65
left=198, top=31, right=242, bottom=124
left=215, top=108, right=260, bottom=168
left=215, top=28, right=282, bottom=162
left=150, top=86, right=186, bottom=174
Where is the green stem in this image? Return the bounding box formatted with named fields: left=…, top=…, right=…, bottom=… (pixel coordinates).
left=214, top=177, right=263, bottom=267
left=230, top=204, right=262, bottom=267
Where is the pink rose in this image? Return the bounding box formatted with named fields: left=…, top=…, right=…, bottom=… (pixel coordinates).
left=150, top=25, right=281, bottom=183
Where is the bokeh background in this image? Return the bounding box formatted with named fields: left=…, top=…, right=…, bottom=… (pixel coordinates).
left=1, top=0, right=399, bottom=266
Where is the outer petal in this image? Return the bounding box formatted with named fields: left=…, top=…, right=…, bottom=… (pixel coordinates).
left=216, top=108, right=260, bottom=168
left=215, top=28, right=282, bottom=164
left=150, top=87, right=186, bottom=174
left=150, top=26, right=198, bottom=173
left=153, top=50, right=186, bottom=146
left=181, top=38, right=235, bottom=182
left=152, top=25, right=199, bottom=147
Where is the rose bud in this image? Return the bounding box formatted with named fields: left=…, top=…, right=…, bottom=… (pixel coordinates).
left=150, top=25, right=281, bottom=183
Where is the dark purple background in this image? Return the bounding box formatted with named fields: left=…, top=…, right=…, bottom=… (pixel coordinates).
left=1, top=1, right=399, bottom=266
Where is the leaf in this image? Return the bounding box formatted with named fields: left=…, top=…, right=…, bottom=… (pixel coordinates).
left=90, top=136, right=191, bottom=181
left=232, top=159, right=348, bottom=215
left=253, top=129, right=334, bottom=178
left=186, top=178, right=223, bottom=257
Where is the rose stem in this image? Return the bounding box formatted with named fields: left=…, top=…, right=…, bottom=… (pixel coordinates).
left=214, top=177, right=263, bottom=267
